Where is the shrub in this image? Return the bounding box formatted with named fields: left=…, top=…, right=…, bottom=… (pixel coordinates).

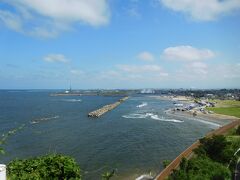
left=194, top=135, right=232, bottom=164
left=7, top=154, right=81, bottom=180
left=236, top=126, right=240, bottom=135
left=101, top=169, right=115, bottom=180
left=162, top=160, right=171, bottom=168
left=169, top=157, right=231, bottom=180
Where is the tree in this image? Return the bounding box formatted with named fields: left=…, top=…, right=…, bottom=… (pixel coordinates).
left=162, top=160, right=171, bottom=168
left=169, top=157, right=231, bottom=180
left=236, top=126, right=240, bottom=135
left=7, top=154, right=82, bottom=180
left=194, top=135, right=231, bottom=164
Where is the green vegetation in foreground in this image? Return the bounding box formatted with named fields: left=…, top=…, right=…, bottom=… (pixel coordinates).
left=169, top=132, right=240, bottom=180
left=207, top=107, right=240, bottom=118
left=7, top=154, right=82, bottom=180
left=163, top=160, right=171, bottom=168
left=169, top=157, right=231, bottom=180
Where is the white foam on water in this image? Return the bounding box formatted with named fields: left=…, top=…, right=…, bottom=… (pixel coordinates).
left=192, top=118, right=221, bottom=127
left=150, top=115, right=184, bottom=123
left=31, top=116, right=59, bottom=124
left=136, top=102, right=148, bottom=108
left=62, top=99, right=82, bottom=102
left=122, top=113, right=183, bottom=123
left=122, top=113, right=148, bottom=119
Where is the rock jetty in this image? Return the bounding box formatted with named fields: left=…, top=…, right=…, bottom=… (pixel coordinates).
left=88, top=96, right=129, bottom=118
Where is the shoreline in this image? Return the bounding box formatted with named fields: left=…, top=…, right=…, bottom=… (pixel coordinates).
left=150, top=95, right=238, bottom=122
left=132, top=95, right=239, bottom=180
left=165, top=109, right=238, bottom=122
left=154, top=119, right=240, bottom=180
left=152, top=96, right=240, bottom=180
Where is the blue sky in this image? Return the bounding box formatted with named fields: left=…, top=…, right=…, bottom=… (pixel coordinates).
left=0, top=0, right=240, bottom=89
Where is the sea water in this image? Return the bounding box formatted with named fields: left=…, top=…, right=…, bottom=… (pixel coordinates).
left=0, top=90, right=229, bottom=179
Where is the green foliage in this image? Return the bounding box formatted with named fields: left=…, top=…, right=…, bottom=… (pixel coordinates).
left=170, top=135, right=240, bottom=179
left=101, top=169, right=115, bottom=180
left=169, top=157, right=231, bottom=180
left=7, top=154, right=82, bottom=180
left=0, top=147, right=5, bottom=155
left=163, top=160, right=171, bottom=168
left=194, top=135, right=232, bottom=164
left=236, top=126, right=240, bottom=135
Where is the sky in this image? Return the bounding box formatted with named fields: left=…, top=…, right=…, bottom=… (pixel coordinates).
left=0, top=0, right=240, bottom=89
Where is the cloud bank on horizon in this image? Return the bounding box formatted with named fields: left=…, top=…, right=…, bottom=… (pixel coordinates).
left=0, top=0, right=239, bottom=89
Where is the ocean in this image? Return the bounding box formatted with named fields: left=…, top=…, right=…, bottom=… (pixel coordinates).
left=0, top=90, right=229, bottom=179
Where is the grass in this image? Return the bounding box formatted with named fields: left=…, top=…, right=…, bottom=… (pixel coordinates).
left=226, top=135, right=240, bottom=142
left=210, top=100, right=240, bottom=107
left=206, top=100, right=240, bottom=118
left=207, top=107, right=240, bottom=118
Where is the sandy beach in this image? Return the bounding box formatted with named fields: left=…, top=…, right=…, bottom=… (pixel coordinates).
left=150, top=95, right=239, bottom=122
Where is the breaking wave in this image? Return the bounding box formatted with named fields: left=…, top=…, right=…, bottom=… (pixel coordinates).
left=136, top=102, right=148, bottom=108
left=62, top=99, right=82, bottom=102
left=192, top=118, right=221, bottom=127
left=122, top=113, right=183, bottom=123
left=30, top=116, right=59, bottom=124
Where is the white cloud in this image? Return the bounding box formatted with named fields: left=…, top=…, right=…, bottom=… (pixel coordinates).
left=127, top=7, right=141, bottom=18
left=80, top=64, right=169, bottom=85
left=70, top=69, right=85, bottom=76
left=173, top=62, right=209, bottom=82
left=137, top=51, right=155, bottom=61
left=0, top=10, right=23, bottom=32
left=117, top=64, right=163, bottom=73
left=160, top=0, right=240, bottom=21
left=0, top=0, right=110, bottom=37
left=116, top=64, right=169, bottom=80
left=162, top=45, right=215, bottom=61
left=126, top=0, right=142, bottom=18
left=44, top=54, right=69, bottom=63
left=215, top=63, right=240, bottom=79
left=185, top=62, right=208, bottom=75
left=172, top=62, right=240, bottom=88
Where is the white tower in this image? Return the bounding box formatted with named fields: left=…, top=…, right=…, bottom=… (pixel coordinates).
left=0, top=164, right=6, bottom=180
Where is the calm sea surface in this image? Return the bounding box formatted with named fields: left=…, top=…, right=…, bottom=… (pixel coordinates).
left=0, top=90, right=229, bottom=179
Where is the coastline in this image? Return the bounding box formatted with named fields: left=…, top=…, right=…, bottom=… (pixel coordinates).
left=154, top=118, right=240, bottom=180
left=132, top=95, right=239, bottom=180
left=165, top=109, right=238, bottom=122
left=148, top=95, right=194, bottom=102
left=151, top=95, right=240, bottom=180
left=150, top=95, right=238, bottom=122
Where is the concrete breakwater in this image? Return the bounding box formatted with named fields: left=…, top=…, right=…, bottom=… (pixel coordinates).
left=88, top=96, right=129, bottom=118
